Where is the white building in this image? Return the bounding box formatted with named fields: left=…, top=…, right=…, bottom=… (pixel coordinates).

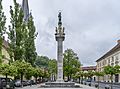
left=96, top=40, right=120, bottom=82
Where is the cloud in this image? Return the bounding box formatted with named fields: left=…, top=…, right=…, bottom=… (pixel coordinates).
left=3, top=0, right=120, bottom=66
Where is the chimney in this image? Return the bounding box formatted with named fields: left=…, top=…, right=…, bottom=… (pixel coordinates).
left=117, top=39, right=120, bottom=44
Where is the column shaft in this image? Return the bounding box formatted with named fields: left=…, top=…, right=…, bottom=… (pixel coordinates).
left=57, top=38, right=63, bottom=82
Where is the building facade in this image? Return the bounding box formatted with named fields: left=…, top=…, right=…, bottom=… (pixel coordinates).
left=2, top=39, right=10, bottom=64
left=96, top=40, right=120, bottom=83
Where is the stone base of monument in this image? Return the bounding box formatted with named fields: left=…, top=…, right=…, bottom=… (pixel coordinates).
left=40, top=82, right=81, bottom=88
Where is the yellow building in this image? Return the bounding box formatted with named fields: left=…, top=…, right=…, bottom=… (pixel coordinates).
left=2, top=39, right=10, bottom=64
left=96, top=40, right=120, bottom=83
left=0, top=39, right=10, bottom=77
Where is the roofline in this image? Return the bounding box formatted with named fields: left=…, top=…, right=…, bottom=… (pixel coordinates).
left=96, top=43, right=120, bottom=62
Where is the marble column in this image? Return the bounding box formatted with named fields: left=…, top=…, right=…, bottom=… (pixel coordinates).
left=55, top=12, right=65, bottom=82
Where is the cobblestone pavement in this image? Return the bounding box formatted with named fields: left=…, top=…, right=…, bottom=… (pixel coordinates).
left=15, top=84, right=98, bottom=89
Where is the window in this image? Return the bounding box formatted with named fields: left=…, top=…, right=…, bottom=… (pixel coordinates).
left=115, top=55, right=119, bottom=61
left=112, top=56, right=114, bottom=62
left=108, top=58, right=110, bottom=64
left=111, top=63, right=114, bottom=66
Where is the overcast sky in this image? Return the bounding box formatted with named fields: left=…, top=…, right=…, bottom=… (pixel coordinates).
left=3, top=0, right=120, bottom=66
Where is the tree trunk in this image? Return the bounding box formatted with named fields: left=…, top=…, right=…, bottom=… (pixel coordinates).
left=6, top=74, right=8, bottom=89
left=111, top=75, right=113, bottom=89
left=70, top=75, right=72, bottom=81
left=68, top=75, right=69, bottom=81
left=81, top=77, right=83, bottom=84
left=79, top=77, right=80, bottom=84
left=35, top=77, right=37, bottom=84
left=53, top=74, right=55, bottom=81
left=21, top=73, right=23, bottom=87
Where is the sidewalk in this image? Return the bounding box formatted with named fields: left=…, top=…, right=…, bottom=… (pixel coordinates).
left=16, top=83, right=99, bottom=89
left=80, top=84, right=98, bottom=89
left=38, top=83, right=98, bottom=89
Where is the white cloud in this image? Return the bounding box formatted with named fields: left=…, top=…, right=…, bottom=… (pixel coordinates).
left=2, top=0, right=120, bottom=66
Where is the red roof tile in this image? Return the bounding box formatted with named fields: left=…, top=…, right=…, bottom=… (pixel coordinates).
left=82, top=66, right=96, bottom=71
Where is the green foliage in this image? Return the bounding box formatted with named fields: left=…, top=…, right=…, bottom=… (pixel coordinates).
left=104, top=65, right=120, bottom=89
left=75, top=71, right=83, bottom=78
left=35, top=56, right=49, bottom=68
left=25, top=65, right=34, bottom=80
left=48, top=59, right=57, bottom=74
left=8, top=0, right=25, bottom=62
left=32, top=67, right=43, bottom=78
left=95, top=71, right=104, bottom=89
left=0, top=60, right=43, bottom=80
left=104, top=65, right=120, bottom=75
left=8, top=0, right=37, bottom=66
left=43, top=70, right=50, bottom=78
left=0, top=63, right=17, bottom=77
left=95, top=71, right=104, bottom=77
left=12, top=60, right=31, bottom=75
left=9, top=64, right=17, bottom=76
left=0, top=0, right=6, bottom=63
left=63, top=49, right=81, bottom=80
left=87, top=71, right=95, bottom=78
left=0, top=63, right=10, bottom=75
left=83, top=72, right=88, bottom=79
left=24, top=15, right=37, bottom=66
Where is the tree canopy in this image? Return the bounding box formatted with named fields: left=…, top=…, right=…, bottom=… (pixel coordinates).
left=35, top=56, right=49, bottom=68
left=63, top=49, right=81, bottom=81
left=0, top=0, right=6, bottom=63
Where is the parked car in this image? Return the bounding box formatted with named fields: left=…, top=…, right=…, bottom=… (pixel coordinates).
left=0, top=77, right=15, bottom=89
left=14, top=80, right=21, bottom=87
left=86, top=79, right=92, bottom=86
left=22, top=80, right=28, bottom=86
left=14, top=80, right=29, bottom=87
left=27, top=80, right=31, bottom=85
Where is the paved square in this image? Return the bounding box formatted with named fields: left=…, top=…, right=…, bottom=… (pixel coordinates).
left=16, top=84, right=97, bottom=89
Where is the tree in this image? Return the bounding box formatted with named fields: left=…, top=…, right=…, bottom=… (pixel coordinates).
left=0, top=62, right=18, bottom=88
left=75, top=71, right=83, bottom=84
left=87, top=71, right=95, bottom=81
left=7, top=0, right=26, bottom=62
left=95, top=71, right=104, bottom=89
left=43, top=70, right=50, bottom=79
left=24, top=64, right=34, bottom=80
left=35, top=56, right=49, bottom=68
left=8, top=0, right=37, bottom=66
left=83, top=72, right=88, bottom=80
left=104, top=65, right=120, bottom=89
left=24, top=14, right=37, bottom=66
left=32, top=67, right=43, bottom=84
left=9, top=64, right=17, bottom=77
left=0, top=64, right=10, bottom=88
left=86, top=71, right=95, bottom=86
left=48, top=59, right=57, bottom=81
left=63, top=49, right=81, bottom=81
left=12, top=60, right=31, bottom=87
left=0, top=0, right=6, bottom=63
left=79, top=71, right=84, bottom=84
